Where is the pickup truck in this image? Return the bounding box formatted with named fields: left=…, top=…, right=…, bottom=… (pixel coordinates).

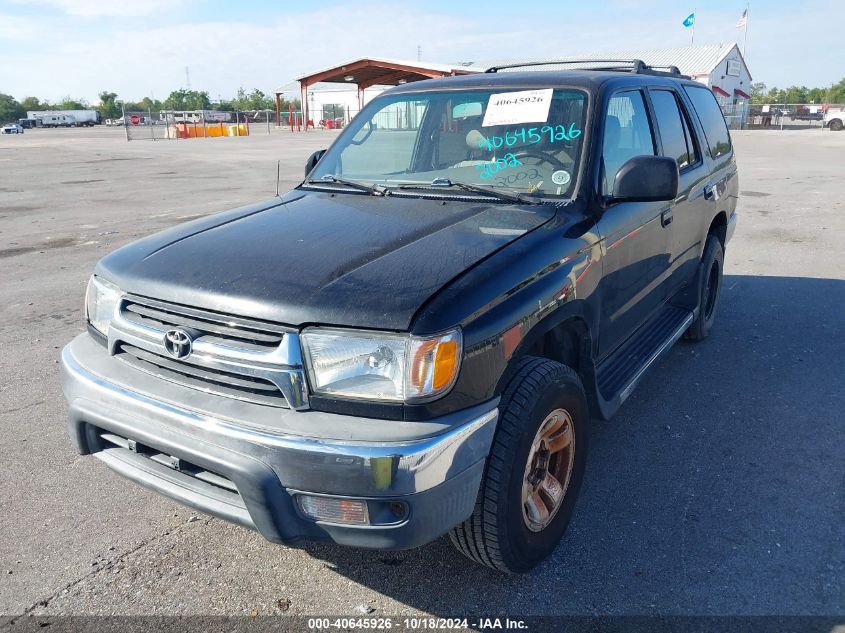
left=824, top=109, right=844, bottom=131
left=61, top=60, right=738, bottom=573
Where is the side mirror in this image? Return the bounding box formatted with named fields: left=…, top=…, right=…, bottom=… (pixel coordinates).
left=304, top=149, right=327, bottom=177
left=611, top=155, right=679, bottom=203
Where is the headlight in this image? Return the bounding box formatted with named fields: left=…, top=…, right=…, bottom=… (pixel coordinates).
left=85, top=276, right=120, bottom=336
left=301, top=328, right=462, bottom=402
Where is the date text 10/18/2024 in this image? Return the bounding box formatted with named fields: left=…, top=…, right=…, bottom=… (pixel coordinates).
left=307, top=617, right=529, bottom=630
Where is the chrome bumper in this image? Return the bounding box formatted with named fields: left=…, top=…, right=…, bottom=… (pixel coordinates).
left=60, top=334, right=498, bottom=548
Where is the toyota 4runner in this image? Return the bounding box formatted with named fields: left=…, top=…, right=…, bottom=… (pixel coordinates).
left=61, top=59, right=738, bottom=573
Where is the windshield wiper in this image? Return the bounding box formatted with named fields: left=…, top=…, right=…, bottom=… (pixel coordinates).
left=397, top=178, right=542, bottom=204
left=306, top=174, right=388, bottom=196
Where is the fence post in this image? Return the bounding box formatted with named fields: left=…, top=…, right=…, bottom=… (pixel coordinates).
left=122, top=101, right=129, bottom=142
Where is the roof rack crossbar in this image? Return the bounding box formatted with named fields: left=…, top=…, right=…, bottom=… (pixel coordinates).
left=484, top=59, right=687, bottom=78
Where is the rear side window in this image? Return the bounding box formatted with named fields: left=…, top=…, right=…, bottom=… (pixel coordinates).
left=650, top=90, right=699, bottom=170
left=684, top=85, right=732, bottom=159
left=602, top=90, right=655, bottom=194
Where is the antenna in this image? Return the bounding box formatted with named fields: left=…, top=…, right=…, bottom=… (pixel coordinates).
left=275, top=160, right=281, bottom=197
left=185, top=66, right=191, bottom=90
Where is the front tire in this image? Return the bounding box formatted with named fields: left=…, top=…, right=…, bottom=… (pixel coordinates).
left=686, top=234, right=724, bottom=341
left=450, top=357, right=588, bottom=573
left=829, top=118, right=843, bottom=132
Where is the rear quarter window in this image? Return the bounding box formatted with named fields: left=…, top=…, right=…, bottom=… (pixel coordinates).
left=683, top=85, right=732, bottom=159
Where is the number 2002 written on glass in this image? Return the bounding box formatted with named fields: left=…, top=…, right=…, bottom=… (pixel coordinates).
left=477, top=123, right=582, bottom=151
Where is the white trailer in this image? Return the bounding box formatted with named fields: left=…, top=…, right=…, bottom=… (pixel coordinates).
left=34, top=113, right=76, bottom=128
left=28, top=110, right=102, bottom=127
left=170, top=110, right=232, bottom=123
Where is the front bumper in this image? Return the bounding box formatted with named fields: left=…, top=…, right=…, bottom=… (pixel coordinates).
left=60, top=334, right=498, bottom=549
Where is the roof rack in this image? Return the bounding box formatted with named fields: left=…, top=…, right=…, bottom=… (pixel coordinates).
left=484, top=59, right=688, bottom=78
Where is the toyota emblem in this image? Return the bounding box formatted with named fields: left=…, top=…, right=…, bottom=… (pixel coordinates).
left=163, top=328, right=193, bottom=359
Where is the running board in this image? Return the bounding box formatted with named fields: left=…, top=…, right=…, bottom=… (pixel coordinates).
left=595, top=305, right=694, bottom=414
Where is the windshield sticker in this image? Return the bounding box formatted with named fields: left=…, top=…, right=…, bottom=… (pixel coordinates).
left=475, top=153, right=523, bottom=179
left=482, top=89, right=553, bottom=127
left=551, top=170, right=571, bottom=186
left=493, top=167, right=541, bottom=188
left=476, top=124, right=582, bottom=151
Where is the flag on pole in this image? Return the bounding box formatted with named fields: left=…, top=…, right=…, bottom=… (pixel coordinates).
left=683, top=12, right=696, bottom=27
left=736, top=8, right=747, bottom=27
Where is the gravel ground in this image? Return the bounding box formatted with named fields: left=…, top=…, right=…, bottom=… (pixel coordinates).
left=1, top=126, right=843, bottom=617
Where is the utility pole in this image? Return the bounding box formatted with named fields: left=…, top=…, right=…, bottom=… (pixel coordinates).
left=185, top=66, right=191, bottom=90
left=417, top=45, right=422, bottom=61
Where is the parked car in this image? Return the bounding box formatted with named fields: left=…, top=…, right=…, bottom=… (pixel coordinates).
left=17, top=118, right=37, bottom=129
left=824, top=109, right=844, bottom=131
left=61, top=59, right=738, bottom=573
left=1, top=123, right=24, bottom=134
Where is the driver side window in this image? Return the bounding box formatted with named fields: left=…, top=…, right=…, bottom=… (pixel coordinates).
left=602, top=90, right=656, bottom=195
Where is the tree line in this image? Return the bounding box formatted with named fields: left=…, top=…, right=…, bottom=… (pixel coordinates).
left=0, top=87, right=301, bottom=122
left=749, top=78, right=845, bottom=104
left=6, top=77, right=843, bottom=123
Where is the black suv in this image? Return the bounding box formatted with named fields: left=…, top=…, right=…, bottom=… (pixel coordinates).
left=61, top=60, right=738, bottom=573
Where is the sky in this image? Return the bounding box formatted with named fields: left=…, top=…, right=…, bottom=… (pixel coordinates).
left=0, top=0, right=842, bottom=103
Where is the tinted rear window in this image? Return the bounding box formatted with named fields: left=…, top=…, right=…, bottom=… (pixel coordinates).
left=650, top=90, right=698, bottom=170
left=684, top=85, right=732, bottom=159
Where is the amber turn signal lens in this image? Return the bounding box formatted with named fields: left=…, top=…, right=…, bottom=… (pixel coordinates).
left=405, top=330, right=462, bottom=399
left=433, top=339, right=458, bottom=390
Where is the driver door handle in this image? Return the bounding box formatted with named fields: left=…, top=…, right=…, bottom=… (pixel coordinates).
left=661, top=209, right=673, bottom=227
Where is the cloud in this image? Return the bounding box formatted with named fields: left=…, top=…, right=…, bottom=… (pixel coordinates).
left=0, top=14, right=41, bottom=40
left=7, top=0, right=192, bottom=17
left=0, top=1, right=842, bottom=102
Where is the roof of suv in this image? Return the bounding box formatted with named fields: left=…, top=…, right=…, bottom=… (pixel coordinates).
left=387, top=69, right=696, bottom=95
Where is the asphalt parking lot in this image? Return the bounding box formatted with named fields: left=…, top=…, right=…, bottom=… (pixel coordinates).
left=1, top=126, right=843, bottom=617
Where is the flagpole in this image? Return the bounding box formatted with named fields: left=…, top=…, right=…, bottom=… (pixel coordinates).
left=743, top=3, right=749, bottom=59
left=691, top=7, right=696, bottom=45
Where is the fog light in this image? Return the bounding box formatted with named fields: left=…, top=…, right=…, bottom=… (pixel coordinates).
left=298, top=495, right=370, bottom=525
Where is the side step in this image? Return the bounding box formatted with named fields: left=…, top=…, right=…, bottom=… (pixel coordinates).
left=595, top=304, right=694, bottom=413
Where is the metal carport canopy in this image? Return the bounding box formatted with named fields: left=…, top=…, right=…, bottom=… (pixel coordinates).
left=287, top=57, right=477, bottom=128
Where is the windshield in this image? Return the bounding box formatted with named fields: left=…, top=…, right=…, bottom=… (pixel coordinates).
left=309, top=88, right=588, bottom=198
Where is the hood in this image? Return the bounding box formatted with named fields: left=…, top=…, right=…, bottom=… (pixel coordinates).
left=97, top=190, right=555, bottom=331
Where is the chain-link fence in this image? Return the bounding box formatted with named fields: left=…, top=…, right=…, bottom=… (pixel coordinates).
left=121, top=110, right=283, bottom=140
left=284, top=102, right=430, bottom=132
left=279, top=108, right=348, bottom=131
left=719, top=103, right=845, bottom=130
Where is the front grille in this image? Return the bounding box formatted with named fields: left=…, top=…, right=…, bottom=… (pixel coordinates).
left=111, top=295, right=307, bottom=409
left=116, top=342, right=287, bottom=407
left=122, top=296, right=285, bottom=349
